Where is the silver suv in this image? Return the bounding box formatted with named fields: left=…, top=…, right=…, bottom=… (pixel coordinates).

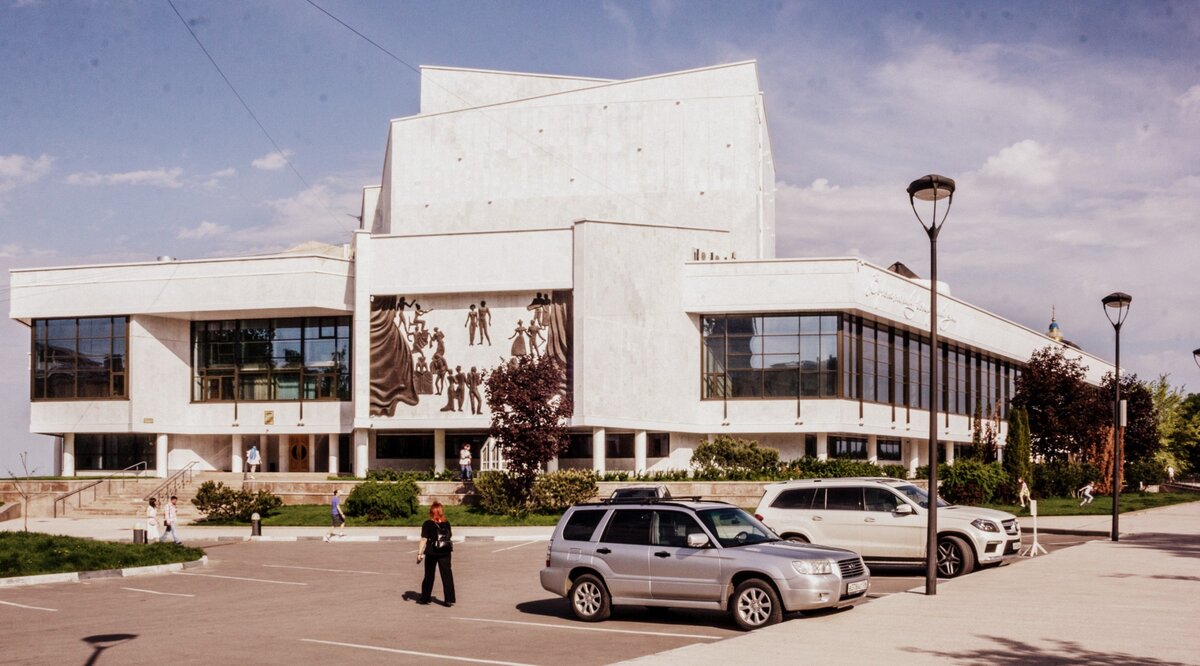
left=539, top=499, right=870, bottom=631
left=754, top=478, right=1021, bottom=577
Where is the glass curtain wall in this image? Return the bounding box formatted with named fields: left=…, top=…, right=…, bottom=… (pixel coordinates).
left=192, top=317, right=351, bottom=402
left=31, top=317, right=128, bottom=400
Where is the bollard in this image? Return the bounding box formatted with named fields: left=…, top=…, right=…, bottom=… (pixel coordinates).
left=133, top=522, right=147, bottom=544
left=251, top=512, right=262, bottom=537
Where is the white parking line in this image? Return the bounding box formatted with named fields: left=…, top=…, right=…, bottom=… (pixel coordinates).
left=0, top=599, right=58, bottom=612
left=121, top=587, right=195, bottom=598
left=491, top=540, right=542, bottom=553
left=451, top=616, right=723, bottom=640
left=263, top=564, right=403, bottom=576
left=173, top=572, right=307, bottom=586
left=300, top=638, right=536, bottom=665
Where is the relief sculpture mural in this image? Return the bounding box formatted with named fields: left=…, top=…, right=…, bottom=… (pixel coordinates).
left=369, top=291, right=572, bottom=417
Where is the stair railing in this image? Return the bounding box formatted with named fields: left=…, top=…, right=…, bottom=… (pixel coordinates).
left=52, top=461, right=149, bottom=518
left=144, top=461, right=199, bottom=508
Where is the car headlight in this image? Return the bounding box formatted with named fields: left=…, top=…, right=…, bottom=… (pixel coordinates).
left=792, top=559, right=834, bottom=575
left=971, top=519, right=999, bottom=533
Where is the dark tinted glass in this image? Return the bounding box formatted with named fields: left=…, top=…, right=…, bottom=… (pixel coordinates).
left=772, top=487, right=817, bottom=509
left=562, top=510, right=607, bottom=541
left=601, top=510, right=653, bottom=545
left=826, top=487, right=864, bottom=511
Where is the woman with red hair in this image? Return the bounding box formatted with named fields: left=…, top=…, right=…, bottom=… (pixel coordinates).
left=417, top=502, right=456, bottom=606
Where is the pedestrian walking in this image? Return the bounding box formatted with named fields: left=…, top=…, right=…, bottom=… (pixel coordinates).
left=459, top=444, right=473, bottom=482
left=325, top=489, right=346, bottom=541
left=159, top=495, right=182, bottom=544
left=146, top=497, right=160, bottom=542
left=1167, top=465, right=1175, bottom=483
left=245, top=444, right=261, bottom=480
left=1078, top=481, right=1095, bottom=506
left=417, top=502, right=456, bottom=606
left=1017, top=477, right=1031, bottom=508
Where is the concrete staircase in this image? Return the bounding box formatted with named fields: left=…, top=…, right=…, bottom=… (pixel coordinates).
left=56, top=477, right=204, bottom=523
left=192, top=472, right=479, bottom=506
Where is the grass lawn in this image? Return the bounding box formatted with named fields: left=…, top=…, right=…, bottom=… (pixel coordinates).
left=981, top=492, right=1199, bottom=517
left=197, top=503, right=564, bottom=527
left=0, top=532, right=204, bottom=578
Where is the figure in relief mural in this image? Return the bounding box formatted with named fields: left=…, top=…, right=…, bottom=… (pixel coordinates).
left=430, top=352, right=448, bottom=395
left=477, top=301, right=492, bottom=345
left=527, top=318, right=544, bottom=358
left=431, top=327, right=446, bottom=357
left=369, top=294, right=419, bottom=416
left=465, top=304, right=479, bottom=346
left=414, top=355, right=433, bottom=394
left=509, top=320, right=528, bottom=357
left=441, top=366, right=464, bottom=412
left=453, top=365, right=467, bottom=412
left=410, top=320, right=431, bottom=353
left=467, top=366, right=483, bottom=415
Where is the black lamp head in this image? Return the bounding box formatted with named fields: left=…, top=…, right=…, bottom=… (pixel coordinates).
left=1101, top=292, right=1132, bottom=327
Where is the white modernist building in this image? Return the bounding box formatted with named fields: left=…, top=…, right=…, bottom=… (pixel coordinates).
left=9, top=62, right=1113, bottom=478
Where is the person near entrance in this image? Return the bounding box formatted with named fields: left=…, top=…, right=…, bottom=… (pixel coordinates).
left=159, top=495, right=182, bottom=544
left=325, top=489, right=346, bottom=542
left=417, top=502, right=456, bottom=606
left=459, top=444, right=473, bottom=482
left=245, top=445, right=261, bottom=480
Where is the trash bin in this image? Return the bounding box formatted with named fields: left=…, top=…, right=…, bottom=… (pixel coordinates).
left=133, top=522, right=147, bottom=544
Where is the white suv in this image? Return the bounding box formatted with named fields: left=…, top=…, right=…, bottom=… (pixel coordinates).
left=754, top=477, right=1021, bottom=577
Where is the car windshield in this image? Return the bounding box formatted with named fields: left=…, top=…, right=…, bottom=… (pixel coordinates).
left=696, top=507, right=779, bottom=548
left=894, top=484, right=949, bottom=509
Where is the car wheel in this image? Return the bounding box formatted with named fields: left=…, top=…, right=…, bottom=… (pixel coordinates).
left=937, top=535, right=975, bottom=578
left=783, top=533, right=810, bottom=543
left=569, top=573, right=611, bottom=622
left=731, top=578, right=783, bottom=631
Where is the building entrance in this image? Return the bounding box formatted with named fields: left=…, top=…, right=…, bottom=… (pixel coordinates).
left=288, top=435, right=309, bottom=472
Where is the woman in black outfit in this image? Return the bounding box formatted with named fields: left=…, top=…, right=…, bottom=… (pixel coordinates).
left=417, top=501, right=456, bottom=606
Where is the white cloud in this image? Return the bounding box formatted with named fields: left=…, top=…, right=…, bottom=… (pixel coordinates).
left=251, top=150, right=294, bottom=171
left=1177, top=84, right=1200, bottom=114
left=219, top=177, right=361, bottom=254
left=202, top=167, right=237, bottom=188
left=66, top=167, right=183, bottom=188
left=978, top=140, right=1058, bottom=187
left=0, top=153, right=53, bottom=192
left=177, top=221, right=230, bottom=240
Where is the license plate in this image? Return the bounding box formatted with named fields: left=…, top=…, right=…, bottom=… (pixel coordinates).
left=847, top=580, right=868, bottom=595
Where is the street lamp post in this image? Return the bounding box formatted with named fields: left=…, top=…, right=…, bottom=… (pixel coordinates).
left=1193, top=348, right=1200, bottom=371
left=908, top=174, right=955, bottom=596
left=1102, top=292, right=1132, bottom=542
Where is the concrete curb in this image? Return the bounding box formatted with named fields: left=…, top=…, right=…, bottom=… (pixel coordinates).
left=214, top=534, right=551, bottom=543
left=0, top=555, right=208, bottom=588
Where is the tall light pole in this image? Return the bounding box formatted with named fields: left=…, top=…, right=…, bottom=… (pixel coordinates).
left=1102, top=292, right=1131, bottom=542
left=908, top=174, right=955, bottom=596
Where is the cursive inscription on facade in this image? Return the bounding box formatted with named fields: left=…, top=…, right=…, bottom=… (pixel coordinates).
left=864, top=276, right=957, bottom=332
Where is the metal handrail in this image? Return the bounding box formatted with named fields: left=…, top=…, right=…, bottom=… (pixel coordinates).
left=53, top=461, right=149, bottom=518
left=144, top=461, right=199, bottom=507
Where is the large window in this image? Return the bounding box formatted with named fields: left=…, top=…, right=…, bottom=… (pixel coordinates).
left=192, top=317, right=351, bottom=402
left=376, top=433, right=434, bottom=459
left=702, top=314, right=839, bottom=399
left=32, top=317, right=128, bottom=400
left=877, top=439, right=902, bottom=461
left=75, top=433, right=154, bottom=470
left=830, top=436, right=868, bottom=460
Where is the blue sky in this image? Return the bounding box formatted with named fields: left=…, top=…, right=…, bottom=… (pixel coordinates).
left=3, top=1, right=1199, bottom=473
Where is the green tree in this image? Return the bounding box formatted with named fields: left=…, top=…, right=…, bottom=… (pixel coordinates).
left=1099, top=372, right=1159, bottom=464
left=1150, top=376, right=1199, bottom=474
left=1011, top=346, right=1103, bottom=461
left=485, top=355, right=573, bottom=495
left=1003, top=407, right=1033, bottom=488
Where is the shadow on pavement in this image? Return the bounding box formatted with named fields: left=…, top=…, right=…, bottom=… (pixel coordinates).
left=82, top=633, right=137, bottom=666
left=515, top=598, right=740, bottom=630
left=1122, top=532, right=1200, bottom=560
left=903, top=635, right=1194, bottom=665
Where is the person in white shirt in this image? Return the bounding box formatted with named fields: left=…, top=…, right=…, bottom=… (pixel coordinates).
left=160, top=495, right=182, bottom=544
left=146, top=497, right=160, bottom=542
left=245, top=445, right=261, bottom=480
left=1078, top=481, right=1095, bottom=506
left=459, top=444, right=473, bottom=482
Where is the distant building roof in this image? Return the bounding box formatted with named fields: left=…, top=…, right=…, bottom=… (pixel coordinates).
left=887, top=261, right=919, bottom=279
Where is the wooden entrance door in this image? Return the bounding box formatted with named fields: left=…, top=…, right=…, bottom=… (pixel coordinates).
left=288, top=435, right=309, bottom=472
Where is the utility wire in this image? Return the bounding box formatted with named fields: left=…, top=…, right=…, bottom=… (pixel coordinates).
left=164, top=0, right=351, bottom=231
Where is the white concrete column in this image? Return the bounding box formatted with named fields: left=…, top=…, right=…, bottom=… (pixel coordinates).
left=867, top=435, right=878, bottom=464
left=546, top=455, right=559, bottom=473
left=592, top=427, right=606, bottom=475
left=634, top=430, right=648, bottom=475
left=231, top=434, right=244, bottom=473
left=353, top=428, right=369, bottom=478
left=277, top=436, right=287, bottom=474
left=908, top=439, right=920, bottom=477
left=62, top=433, right=75, bottom=476
left=816, top=433, right=829, bottom=461
left=434, top=429, right=447, bottom=474
left=155, top=433, right=169, bottom=478
left=328, top=434, right=339, bottom=475
left=945, top=441, right=955, bottom=465
left=308, top=434, right=317, bottom=473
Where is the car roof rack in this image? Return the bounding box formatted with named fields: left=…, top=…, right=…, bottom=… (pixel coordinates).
left=577, top=497, right=735, bottom=507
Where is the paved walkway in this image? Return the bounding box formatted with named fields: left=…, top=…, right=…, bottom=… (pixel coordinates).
left=622, top=500, right=1200, bottom=665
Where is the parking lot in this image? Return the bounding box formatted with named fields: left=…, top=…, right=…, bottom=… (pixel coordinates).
left=0, top=533, right=1095, bottom=665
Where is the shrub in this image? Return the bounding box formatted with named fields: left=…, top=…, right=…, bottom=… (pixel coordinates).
left=192, top=481, right=282, bottom=522
left=1032, top=460, right=1101, bottom=498
left=530, top=470, right=599, bottom=512
left=1124, top=459, right=1164, bottom=489
left=344, top=479, right=420, bottom=521
left=783, top=458, right=883, bottom=480
left=692, top=436, right=780, bottom=476
left=938, top=460, right=1008, bottom=505
left=474, top=471, right=528, bottom=516
left=365, top=469, right=458, bottom=482
left=879, top=464, right=909, bottom=479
